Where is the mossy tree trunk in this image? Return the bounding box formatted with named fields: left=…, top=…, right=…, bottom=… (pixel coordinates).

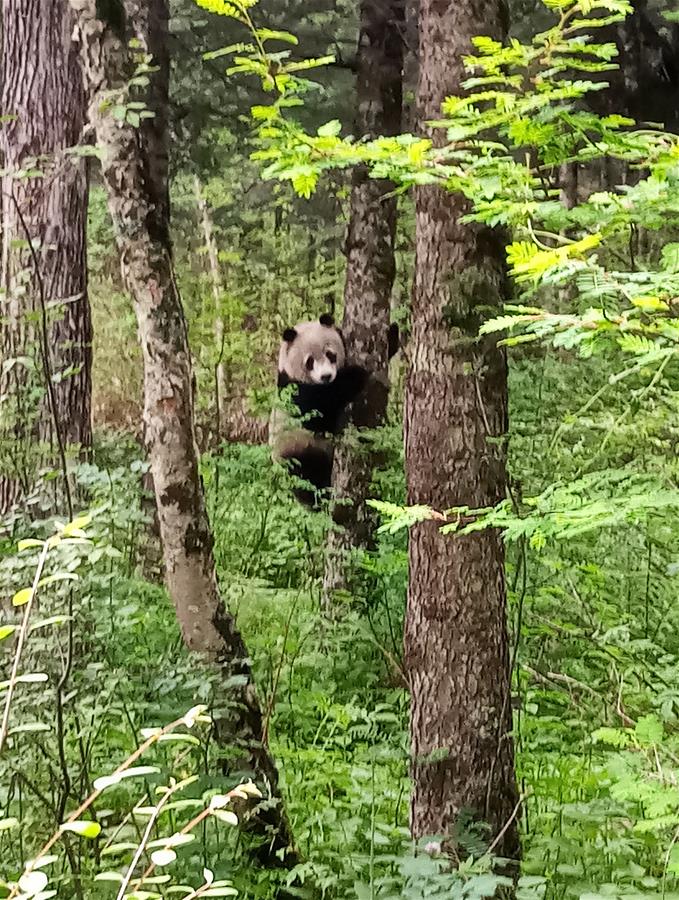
left=68, top=0, right=297, bottom=866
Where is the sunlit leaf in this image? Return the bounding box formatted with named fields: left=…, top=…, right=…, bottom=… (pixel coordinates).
left=12, top=587, right=34, bottom=607
left=0, top=673, right=48, bottom=689
left=60, top=820, right=101, bottom=839
left=93, top=765, right=161, bottom=791
left=211, top=809, right=239, bottom=826
left=94, top=872, right=124, bottom=882
left=19, top=871, right=48, bottom=895
left=151, top=848, right=177, bottom=866
left=17, top=539, right=44, bottom=551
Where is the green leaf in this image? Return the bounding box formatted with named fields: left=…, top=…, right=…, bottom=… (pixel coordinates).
left=0, top=625, right=17, bottom=641
left=12, top=587, right=34, bottom=607
left=0, top=673, right=48, bottom=689
left=31, top=856, right=59, bottom=870
left=148, top=833, right=195, bottom=849
left=17, top=538, right=44, bottom=551
left=151, top=849, right=177, bottom=866
left=204, top=43, right=256, bottom=60
left=635, top=714, right=663, bottom=745
left=255, top=27, right=298, bottom=44
left=200, top=890, right=238, bottom=897
left=101, top=842, right=138, bottom=856
left=60, top=820, right=101, bottom=839
left=211, top=809, right=239, bottom=826
left=591, top=727, right=629, bottom=747
left=9, top=722, right=51, bottom=734
left=93, top=765, right=161, bottom=791
left=317, top=119, right=341, bottom=137
left=157, top=732, right=200, bottom=746
left=19, top=871, right=49, bottom=895
left=62, top=514, right=91, bottom=534
left=30, top=615, right=73, bottom=631
left=37, top=573, right=79, bottom=590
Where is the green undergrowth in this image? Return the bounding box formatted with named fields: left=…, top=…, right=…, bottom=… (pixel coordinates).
left=1, top=352, right=679, bottom=898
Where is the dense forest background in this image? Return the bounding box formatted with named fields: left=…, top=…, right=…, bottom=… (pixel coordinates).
left=2, top=0, right=679, bottom=898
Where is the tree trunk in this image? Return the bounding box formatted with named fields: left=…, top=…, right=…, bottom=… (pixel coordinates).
left=68, top=0, right=296, bottom=866
left=0, top=0, right=92, bottom=512
left=404, top=0, right=519, bottom=861
left=322, top=0, right=403, bottom=608
left=193, top=174, right=228, bottom=437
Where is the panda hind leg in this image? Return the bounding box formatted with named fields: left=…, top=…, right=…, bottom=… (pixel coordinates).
left=274, top=431, right=334, bottom=509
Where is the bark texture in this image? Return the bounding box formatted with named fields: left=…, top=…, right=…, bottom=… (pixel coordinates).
left=0, top=0, right=92, bottom=512
left=322, top=0, right=403, bottom=607
left=404, top=0, right=519, bottom=860
left=68, top=0, right=296, bottom=865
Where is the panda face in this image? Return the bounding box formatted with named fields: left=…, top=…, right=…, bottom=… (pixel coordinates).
left=304, top=344, right=339, bottom=384
left=279, top=316, right=346, bottom=385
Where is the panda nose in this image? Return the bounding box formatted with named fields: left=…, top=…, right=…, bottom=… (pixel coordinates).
left=320, top=373, right=332, bottom=383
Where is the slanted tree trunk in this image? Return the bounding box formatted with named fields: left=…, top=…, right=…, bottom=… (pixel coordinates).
left=68, top=0, right=296, bottom=866
left=322, top=0, right=403, bottom=608
left=404, top=0, right=520, bottom=860
left=0, top=0, right=91, bottom=513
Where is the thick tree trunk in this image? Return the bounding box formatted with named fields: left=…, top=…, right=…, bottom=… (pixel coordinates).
left=322, top=0, right=403, bottom=608
left=0, top=0, right=92, bottom=512
left=68, top=0, right=296, bottom=866
left=404, top=0, right=519, bottom=861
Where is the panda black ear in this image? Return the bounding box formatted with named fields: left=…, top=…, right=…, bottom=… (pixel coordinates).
left=282, top=327, right=297, bottom=343
left=319, top=313, right=334, bottom=327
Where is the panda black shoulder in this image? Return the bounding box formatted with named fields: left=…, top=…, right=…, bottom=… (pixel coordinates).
left=334, top=365, right=369, bottom=403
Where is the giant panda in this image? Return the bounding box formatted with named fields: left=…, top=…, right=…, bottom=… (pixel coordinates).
left=270, top=313, right=398, bottom=507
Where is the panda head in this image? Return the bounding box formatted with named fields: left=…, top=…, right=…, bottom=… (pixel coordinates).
left=278, top=313, right=346, bottom=385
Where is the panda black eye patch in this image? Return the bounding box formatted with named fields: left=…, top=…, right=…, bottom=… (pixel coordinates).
left=305, top=356, right=315, bottom=371
left=326, top=351, right=337, bottom=364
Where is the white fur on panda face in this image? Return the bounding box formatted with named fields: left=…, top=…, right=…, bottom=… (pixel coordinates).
left=279, top=320, right=346, bottom=385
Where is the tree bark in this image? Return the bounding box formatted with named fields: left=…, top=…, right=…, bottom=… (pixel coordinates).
left=193, top=174, right=228, bottom=437
left=68, top=0, right=296, bottom=866
left=404, top=0, right=519, bottom=861
left=322, top=0, right=403, bottom=608
left=0, top=0, right=92, bottom=512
